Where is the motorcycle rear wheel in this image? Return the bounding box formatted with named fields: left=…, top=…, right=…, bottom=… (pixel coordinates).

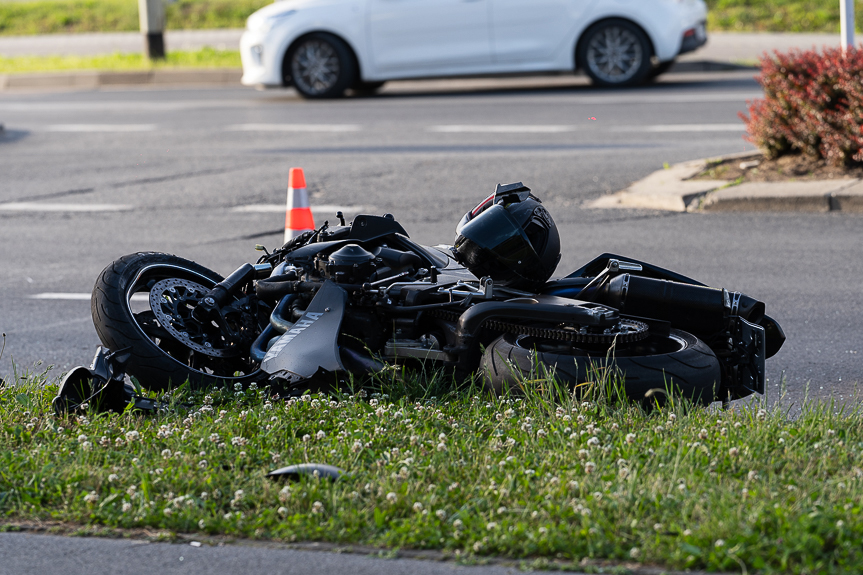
left=481, top=329, right=721, bottom=405
left=91, top=252, right=262, bottom=392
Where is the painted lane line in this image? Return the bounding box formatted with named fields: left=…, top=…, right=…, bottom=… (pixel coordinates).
left=30, top=293, right=149, bottom=301
left=0, top=202, right=134, bottom=212
left=429, top=125, right=575, bottom=133
left=45, top=124, right=157, bottom=132
left=226, top=124, right=361, bottom=132
left=231, top=204, right=373, bottom=213
left=615, top=124, right=745, bottom=132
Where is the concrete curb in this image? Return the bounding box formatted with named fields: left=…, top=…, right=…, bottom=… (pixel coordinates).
left=587, top=152, right=863, bottom=213
left=0, top=68, right=242, bottom=90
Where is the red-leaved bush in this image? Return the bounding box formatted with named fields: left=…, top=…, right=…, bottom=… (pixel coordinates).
left=740, top=46, right=863, bottom=166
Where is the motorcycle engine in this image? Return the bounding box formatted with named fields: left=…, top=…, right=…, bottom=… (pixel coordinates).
left=316, top=244, right=376, bottom=284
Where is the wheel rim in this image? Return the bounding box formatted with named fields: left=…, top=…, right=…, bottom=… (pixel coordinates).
left=127, top=265, right=260, bottom=379
left=586, top=25, right=644, bottom=84
left=291, top=39, right=341, bottom=95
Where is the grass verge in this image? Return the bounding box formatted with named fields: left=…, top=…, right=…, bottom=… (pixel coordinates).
left=0, top=47, right=240, bottom=73
left=0, top=0, right=861, bottom=36
left=2, top=365, right=862, bottom=574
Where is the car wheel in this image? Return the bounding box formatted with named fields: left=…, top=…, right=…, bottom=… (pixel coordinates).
left=288, top=33, right=356, bottom=99
left=578, top=19, right=653, bottom=87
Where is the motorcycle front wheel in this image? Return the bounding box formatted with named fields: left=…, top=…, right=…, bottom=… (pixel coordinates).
left=91, top=252, right=262, bottom=392
left=481, top=329, right=722, bottom=405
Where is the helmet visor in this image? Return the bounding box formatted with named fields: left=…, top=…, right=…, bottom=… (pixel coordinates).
left=455, top=204, right=544, bottom=283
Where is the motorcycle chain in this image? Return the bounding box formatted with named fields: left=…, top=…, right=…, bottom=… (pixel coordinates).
left=430, top=310, right=650, bottom=345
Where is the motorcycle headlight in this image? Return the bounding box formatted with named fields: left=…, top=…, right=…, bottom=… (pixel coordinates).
left=247, top=9, right=297, bottom=33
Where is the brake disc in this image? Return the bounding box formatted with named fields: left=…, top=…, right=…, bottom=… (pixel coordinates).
left=148, top=278, right=241, bottom=358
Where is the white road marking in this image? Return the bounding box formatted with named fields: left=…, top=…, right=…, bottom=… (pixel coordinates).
left=230, top=204, right=372, bottom=213
left=226, top=124, right=361, bottom=132
left=44, top=124, right=157, bottom=132
left=0, top=202, right=134, bottom=212
left=616, top=124, right=745, bottom=132
left=429, top=125, right=574, bottom=133
left=30, top=293, right=149, bottom=301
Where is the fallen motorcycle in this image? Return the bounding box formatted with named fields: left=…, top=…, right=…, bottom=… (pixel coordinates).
left=60, top=182, right=784, bottom=412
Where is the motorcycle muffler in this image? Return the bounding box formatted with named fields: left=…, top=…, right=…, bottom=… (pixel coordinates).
left=596, top=274, right=765, bottom=334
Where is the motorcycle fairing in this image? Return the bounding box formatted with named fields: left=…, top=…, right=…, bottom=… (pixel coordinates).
left=261, top=280, right=347, bottom=379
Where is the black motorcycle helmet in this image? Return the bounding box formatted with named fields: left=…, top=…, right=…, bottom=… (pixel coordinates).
left=454, top=182, right=561, bottom=291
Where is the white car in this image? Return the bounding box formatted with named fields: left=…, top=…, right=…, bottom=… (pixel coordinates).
left=241, top=0, right=708, bottom=98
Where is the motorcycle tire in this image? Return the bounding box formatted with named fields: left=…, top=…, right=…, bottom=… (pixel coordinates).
left=481, top=329, right=721, bottom=405
left=91, top=252, right=262, bottom=392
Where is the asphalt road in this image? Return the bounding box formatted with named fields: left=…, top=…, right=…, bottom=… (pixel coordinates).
left=0, top=71, right=861, bottom=410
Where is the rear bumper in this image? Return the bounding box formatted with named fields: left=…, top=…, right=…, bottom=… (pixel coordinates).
left=679, top=21, right=707, bottom=55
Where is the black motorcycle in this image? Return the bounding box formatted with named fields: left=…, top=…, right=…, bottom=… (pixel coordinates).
left=79, top=182, right=784, bottom=407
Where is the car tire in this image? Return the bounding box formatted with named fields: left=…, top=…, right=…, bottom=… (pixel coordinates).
left=578, top=19, right=653, bottom=87
left=287, top=33, right=356, bottom=99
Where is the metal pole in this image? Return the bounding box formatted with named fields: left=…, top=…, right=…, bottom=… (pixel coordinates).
left=840, top=0, right=855, bottom=52
left=138, top=0, right=166, bottom=60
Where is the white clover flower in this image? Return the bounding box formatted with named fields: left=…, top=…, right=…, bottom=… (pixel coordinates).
left=504, top=409, right=514, bottom=418
left=352, top=440, right=363, bottom=453
left=453, top=519, right=464, bottom=529
left=629, top=547, right=641, bottom=559
left=234, top=382, right=243, bottom=391
left=537, top=429, right=547, bottom=438
left=231, top=436, right=248, bottom=446
left=668, top=413, right=677, bottom=422
left=125, top=430, right=140, bottom=442
left=448, top=482, right=459, bottom=491
left=278, top=506, right=288, bottom=517
left=248, top=382, right=258, bottom=391
left=683, top=529, right=692, bottom=537
left=836, top=519, right=845, bottom=528
left=436, top=442, right=447, bottom=452
left=81, top=441, right=92, bottom=451
left=386, top=492, right=397, bottom=503
left=200, top=492, right=209, bottom=500
left=435, top=509, right=446, bottom=520
left=486, top=522, right=498, bottom=530
left=720, top=427, right=728, bottom=436
left=728, top=447, right=740, bottom=457
left=412, top=502, right=424, bottom=512
left=198, top=460, right=208, bottom=468
left=121, top=501, right=132, bottom=512
left=302, top=434, right=311, bottom=443
left=747, top=470, right=759, bottom=481
left=163, top=507, right=173, bottom=516
left=734, top=421, right=742, bottom=429
left=756, top=409, right=767, bottom=421
left=316, top=430, right=326, bottom=440
left=161, top=449, right=172, bottom=458
left=698, top=429, right=708, bottom=440
left=568, top=480, right=579, bottom=490
left=77, top=434, right=87, bottom=443
left=504, top=437, right=516, bottom=447
left=587, top=436, right=600, bottom=447
left=715, top=539, right=725, bottom=548
left=577, top=449, right=588, bottom=460
left=677, top=483, right=687, bottom=492
left=208, top=433, right=220, bottom=443
left=311, top=501, right=324, bottom=514
left=584, top=461, right=596, bottom=474
left=107, top=473, right=119, bottom=482
left=524, top=469, right=535, bottom=476
left=83, top=491, right=98, bottom=505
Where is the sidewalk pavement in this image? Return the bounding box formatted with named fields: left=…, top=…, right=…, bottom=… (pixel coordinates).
left=587, top=151, right=863, bottom=214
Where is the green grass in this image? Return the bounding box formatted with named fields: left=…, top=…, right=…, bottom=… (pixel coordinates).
left=0, top=0, right=861, bottom=36
left=3, top=361, right=863, bottom=574
left=0, top=47, right=240, bottom=73
left=707, top=0, right=863, bottom=33
left=0, top=0, right=269, bottom=35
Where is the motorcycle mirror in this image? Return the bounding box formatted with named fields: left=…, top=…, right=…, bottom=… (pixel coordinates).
left=52, top=366, right=95, bottom=415
left=267, top=463, right=345, bottom=482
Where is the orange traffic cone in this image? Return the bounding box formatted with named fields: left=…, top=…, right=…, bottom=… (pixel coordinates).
left=284, top=167, right=315, bottom=244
